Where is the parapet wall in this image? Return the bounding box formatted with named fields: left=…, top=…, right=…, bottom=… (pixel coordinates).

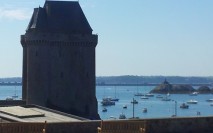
left=0, top=116, right=212, bottom=133
left=145, top=116, right=213, bottom=133
left=46, top=116, right=213, bottom=133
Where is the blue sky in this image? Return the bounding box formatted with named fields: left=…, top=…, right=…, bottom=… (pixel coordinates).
left=0, top=0, right=213, bottom=77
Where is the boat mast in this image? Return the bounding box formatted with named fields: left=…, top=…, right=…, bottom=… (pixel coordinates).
left=133, top=98, right=135, bottom=118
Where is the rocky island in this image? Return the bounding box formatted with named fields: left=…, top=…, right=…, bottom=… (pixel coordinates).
left=150, top=79, right=213, bottom=94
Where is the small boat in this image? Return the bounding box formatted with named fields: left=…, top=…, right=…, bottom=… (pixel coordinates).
left=197, top=111, right=201, bottom=116
left=102, top=97, right=112, bottom=101
left=12, top=86, right=18, bottom=99
left=101, top=99, right=115, bottom=106
left=134, top=92, right=144, bottom=96
left=109, top=116, right=116, bottom=120
left=102, top=108, right=107, bottom=112
left=187, top=100, right=198, bottom=104
left=131, top=99, right=138, bottom=104
left=156, top=95, right=163, bottom=98
left=134, top=84, right=143, bottom=96
left=189, top=92, right=198, bottom=96
left=206, top=99, right=213, bottom=102
left=145, top=93, right=154, bottom=97
left=123, top=105, right=127, bottom=109
left=111, top=98, right=119, bottom=101
left=6, top=97, right=13, bottom=101
left=167, top=93, right=170, bottom=97
left=111, top=86, right=119, bottom=101
left=180, top=103, right=189, bottom=109
left=12, top=94, right=18, bottom=99
left=161, top=97, right=171, bottom=101
left=119, top=113, right=126, bottom=119
left=142, top=108, right=147, bottom=113
left=141, top=96, right=149, bottom=99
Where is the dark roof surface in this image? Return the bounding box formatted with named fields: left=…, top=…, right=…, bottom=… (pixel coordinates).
left=27, top=1, right=92, bottom=34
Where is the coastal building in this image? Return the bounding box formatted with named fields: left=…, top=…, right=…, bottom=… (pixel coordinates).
left=20, top=1, right=99, bottom=119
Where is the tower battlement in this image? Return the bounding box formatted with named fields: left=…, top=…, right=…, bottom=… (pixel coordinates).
left=21, top=33, right=98, bottom=47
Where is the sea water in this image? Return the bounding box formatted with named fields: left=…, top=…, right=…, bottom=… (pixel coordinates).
left=97, top=86, right=213, bottom=119
left=0, top=85, right=213, bottom=120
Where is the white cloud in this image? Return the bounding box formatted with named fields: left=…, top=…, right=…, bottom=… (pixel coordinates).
left=0, top=8, right=31, bottom=20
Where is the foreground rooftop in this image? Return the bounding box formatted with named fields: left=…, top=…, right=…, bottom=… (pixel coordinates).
left=0, top=105, right=86, bottom=123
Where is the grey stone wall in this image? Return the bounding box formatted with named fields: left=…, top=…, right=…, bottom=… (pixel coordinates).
left=145, top=117, right=213, bottom=133
left=21, top=33, right=99, bottom=119
left=45, top=117, right=213, bottom=133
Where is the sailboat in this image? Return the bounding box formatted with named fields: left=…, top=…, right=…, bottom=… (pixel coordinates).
left=134, top=92, right=143, bottom=96
left=134, top=82, right=143, bottom=96
left=119, top=112, right=126, bottom=119
left=12, top=86, right=18, bottom=99
left=161, top=92, right=171, bottom=101
left=111, top=86, right=119, bottom=101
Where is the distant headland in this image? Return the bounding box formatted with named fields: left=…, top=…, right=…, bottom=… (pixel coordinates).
left=1, top=76, right=213, bottom=87
left=96, top=75, right=213, bottom=86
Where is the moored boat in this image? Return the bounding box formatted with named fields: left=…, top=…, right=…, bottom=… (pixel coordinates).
left=161, top=97, right=171, bottom=101
left=189, top=92, right=198, bottom=96
left=206, top=99, right=213, bottom=102
left=180, top=103, right=189, bottom=109
left=101, top=99, right=115, bottom=106
left=109, top=116, right=116, bottom=120
left=119, top=113, right=126, bottom=119
left=6, top=97, right=13, bottom=101
left=123, top=105, right=127, bottom=109
left=142, top=108, right=147, bottom=113
left=156, top=95, right=163, bottom=98
left=134, top=92, right=144, bottom=96
left=141, top=96, right=149, bottom=99
left=111, top=86, right=119, bottom=101
left=111, top=98, right=119, bottom=101
left=187, top=100, right=198, bottom=104
left=102, top=108, right=107, bottom=112
left=131, top=99, right=138, bottom=104
left=145, top=93, right=154, bottom=97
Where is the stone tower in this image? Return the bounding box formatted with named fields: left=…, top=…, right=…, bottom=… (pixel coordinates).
left=20, top=1, right=99, bottom=119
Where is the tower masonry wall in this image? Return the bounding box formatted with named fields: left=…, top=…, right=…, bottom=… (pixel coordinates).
left=21, top=32, right=99, bottom=119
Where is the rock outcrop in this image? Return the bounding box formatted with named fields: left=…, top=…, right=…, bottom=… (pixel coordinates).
left=150, top=79, right=195, bottom=94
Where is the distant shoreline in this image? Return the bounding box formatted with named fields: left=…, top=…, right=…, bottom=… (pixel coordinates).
left=96, top=83, right=211, bottom=86
left=0, top=83, right=22, bottom=86
left=0, top=83, right=211, bottom=87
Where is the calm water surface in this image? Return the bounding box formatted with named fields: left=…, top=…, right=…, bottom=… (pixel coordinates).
left=97, top=86, right=213, bottom=119
left=1, top=85, right=213, bottom=120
